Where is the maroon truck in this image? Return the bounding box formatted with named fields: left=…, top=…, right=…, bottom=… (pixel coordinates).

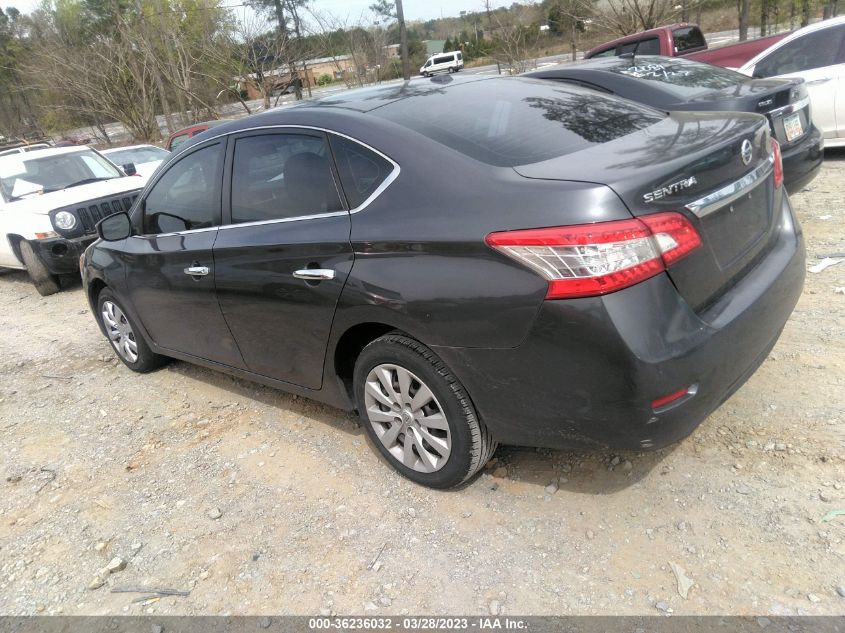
left=585, top=23, right=789, bottom=68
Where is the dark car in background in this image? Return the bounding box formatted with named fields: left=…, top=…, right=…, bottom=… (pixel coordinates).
left=82, top=76, right=804, bottom=488
left=527, top=56, right=823, bottom=192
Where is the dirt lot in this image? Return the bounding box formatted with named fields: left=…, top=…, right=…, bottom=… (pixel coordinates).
left=1, top=153, right=844, bottom=618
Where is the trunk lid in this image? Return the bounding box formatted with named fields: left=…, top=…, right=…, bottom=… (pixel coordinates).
left=674, top=78, right=809, bottom=148
left=514, top=111, right=779, bottom=312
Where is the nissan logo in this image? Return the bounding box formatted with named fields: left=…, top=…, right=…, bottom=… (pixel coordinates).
left=741, top=139, right=753, bottom=166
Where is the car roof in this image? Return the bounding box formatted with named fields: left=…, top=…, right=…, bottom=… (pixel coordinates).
left=740, top=15, right=845, bottom=70
left=167, top=74, right=626, bottom=158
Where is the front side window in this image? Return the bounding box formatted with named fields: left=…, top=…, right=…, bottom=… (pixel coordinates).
left=230, top=133, right=343, bottom=224
left=329, top=135, right=395, bottom=209
left=754, top=25, right=845, bottom=77
left=0, top=149, right=123, bottom=201
left=143, top=143, right=223, bottom=234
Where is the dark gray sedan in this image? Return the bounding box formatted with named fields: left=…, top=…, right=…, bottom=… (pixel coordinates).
left=81, top=76, right=804, bottom=488
left=526, top=55, right=823, bottom=192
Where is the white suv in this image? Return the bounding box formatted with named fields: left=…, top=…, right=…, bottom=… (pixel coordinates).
left=0, top=146, right=149, bottom=295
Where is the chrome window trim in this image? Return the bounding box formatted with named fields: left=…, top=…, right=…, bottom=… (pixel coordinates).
left=768, top=95, right=810, bottom=118
left=685, top=154, right=774, bottom=219
left=137, top=124, right=401, bottom=237
left=131, top=226, right=218, bottom=239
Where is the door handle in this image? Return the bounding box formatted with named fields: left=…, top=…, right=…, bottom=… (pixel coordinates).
left=184, top=265, right=210, bottom=276
left=293, top=268, right=336, bottom=281
left=806, top=77, right=832, bottom=85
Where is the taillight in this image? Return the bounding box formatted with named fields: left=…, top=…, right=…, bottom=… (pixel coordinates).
left=485, top=212, right=701, bottom=300
left=771, top=138, right=783, bottom=188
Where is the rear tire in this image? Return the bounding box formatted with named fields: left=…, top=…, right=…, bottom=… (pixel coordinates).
left=97, top=288, right=167, bottom=373
left=19, top=241, right=60, bottom=296
left=353, top=333, right=497, bottom=489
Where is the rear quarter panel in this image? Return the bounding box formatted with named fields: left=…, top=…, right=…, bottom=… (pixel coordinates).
left=328, top=118, right=634, bottom=351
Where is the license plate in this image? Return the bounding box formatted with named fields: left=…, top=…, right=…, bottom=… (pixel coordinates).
left=784, top=112, right=803, bottom=142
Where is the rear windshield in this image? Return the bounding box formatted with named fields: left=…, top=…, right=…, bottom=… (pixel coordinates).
left=619, top=37, right=661, bottom=55
left=606, top=58, right=747, bottom=97
left=374, top=79, right=665, bottom=167
left=673, top=26, right=706, bottom=52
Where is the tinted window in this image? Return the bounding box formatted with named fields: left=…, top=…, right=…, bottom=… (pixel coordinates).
left=673, top=26, right=706, bottom=52
left=620, top=37, right=660, bottom=55
left=330, top=135, right=394, bottom=208
left=375, top=79, right=665, bottom=167
left=434, top=55, right=453, bottom=64
left=143, top=143, right=222, bottom=234
left=754, top=25, right=845, bottom=77
left=605, top=57, right=746, bottom=97
left=590, top=47, right=617, bottom=58
left=231, top=134, right=343, bottom=224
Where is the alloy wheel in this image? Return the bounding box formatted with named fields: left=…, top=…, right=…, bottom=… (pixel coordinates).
left=363, top=363, right=451, bottom=473
left=101, top=300, right=139, bottom=363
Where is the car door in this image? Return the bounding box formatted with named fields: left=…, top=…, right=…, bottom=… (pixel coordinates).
left=120, top=139, right=247, bottom=369
left=212, top=129, right=354, bottom=389
left=749, top=23, right=845, bottom=140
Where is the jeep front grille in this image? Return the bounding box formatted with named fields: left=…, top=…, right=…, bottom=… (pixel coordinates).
left=76, top=194, right=139, bottom=234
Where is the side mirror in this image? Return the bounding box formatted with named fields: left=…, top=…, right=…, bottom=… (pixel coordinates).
left=97, top=212, right=132, bottom=241
left=122, top=162, right=137, bottom=176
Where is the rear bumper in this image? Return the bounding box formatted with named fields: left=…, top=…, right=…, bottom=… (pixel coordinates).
left=782, top=124, right=823, bottom=194
left=30, top=235, right=96, bottom=275
left=434, top=195, right=805, bottom=451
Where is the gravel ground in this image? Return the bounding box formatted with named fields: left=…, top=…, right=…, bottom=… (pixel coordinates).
left=1, top=152, right=844, bottom=617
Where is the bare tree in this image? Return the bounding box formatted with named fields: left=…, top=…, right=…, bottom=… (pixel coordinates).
left=739, top=0, right=750, bottom=40
left=490, top=8, right=541, bottom=74
left=594, top=0, right=679, bottom=35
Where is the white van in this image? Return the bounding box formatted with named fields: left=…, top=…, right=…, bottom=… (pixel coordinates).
left=420, top=51, right=464, bottom=77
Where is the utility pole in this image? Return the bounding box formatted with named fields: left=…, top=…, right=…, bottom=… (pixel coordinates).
left=396, top=0, right=410, bottom=80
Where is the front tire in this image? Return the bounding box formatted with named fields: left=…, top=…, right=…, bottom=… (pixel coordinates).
left=19, top=241, right=60, bottom=296
left=353, top=333, right=496, bottom=489
left=97, top=288, right=167, bottom=373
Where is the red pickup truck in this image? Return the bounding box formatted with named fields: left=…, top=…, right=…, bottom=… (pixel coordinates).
left=584, top=23, right=789, bottom=68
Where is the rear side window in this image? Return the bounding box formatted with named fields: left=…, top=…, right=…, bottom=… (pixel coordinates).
left=375, top=79, right=665, bottom=167
left=330, top=135, right=395, bottom=208
left=143, top=143, right=223, bottom=234
left=674, top=26, right=706, bottom=53
left=230, top=133, right=343, bottom=224
left=620, top=37, right=660, bottom=55
left=590, top=47, right=617, bottom=58
left=434, top=55, right=453, bottom=64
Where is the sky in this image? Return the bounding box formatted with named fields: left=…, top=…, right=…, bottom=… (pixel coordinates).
left=8, top=0, right=514, bottom=24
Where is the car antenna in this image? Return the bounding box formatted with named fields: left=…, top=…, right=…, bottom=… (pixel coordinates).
left=619, top=40, right=641, bottom=64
